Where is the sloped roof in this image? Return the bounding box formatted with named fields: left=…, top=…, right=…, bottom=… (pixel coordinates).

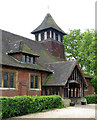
left=8, top=40, right=39, bottom=56
left=1, top=30, right=64, bottom=72
left=43, top=61, right=87, bottom=86
left=31, top=13, right=66, bottom=35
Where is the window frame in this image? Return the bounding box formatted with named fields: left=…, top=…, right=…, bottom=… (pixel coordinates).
left=0, top=70, right=17, bottom=90
left=22, top=54, right=36, bottom=64
left=29, top=73, right=41, bottom=90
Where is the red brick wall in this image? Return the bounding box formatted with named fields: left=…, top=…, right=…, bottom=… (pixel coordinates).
left=11, top=53, right=22, bottom=61
left=0, top=66, right=48, bottom=97
left=84, top=78, right=94, bottom=96
left=41, top=40, right=65, bottom=59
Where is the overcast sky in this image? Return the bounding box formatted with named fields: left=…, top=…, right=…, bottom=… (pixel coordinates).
left=0, top=0, right=96, bottom=40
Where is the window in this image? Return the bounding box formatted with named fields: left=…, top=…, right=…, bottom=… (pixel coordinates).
left=22, top=55, right=26, bottom=63
left=58, top=34, right=61, bottom=42
left=9, top=73, right=14, bottom=88
left=3, top=73, right=8, bottom=88
left=31, top=57, right=35, bottom=64
left=53, top=32, right=56, bottom=40
left=35, top=76, right=38, bottom=88
left=39, top=33, right=41, bottom=41
left=30, top=74, right=40, bottom=89
left=22, top=54, right=36, bottom=64
left=44, top=32, right=47, bottom=40
left=30, top=76, right=34, bottom=88
left=1, top=72, right=16, bottom=88
left=50, top=31, right=52, bottom=38
left=27, top=56, right=29, bottom=63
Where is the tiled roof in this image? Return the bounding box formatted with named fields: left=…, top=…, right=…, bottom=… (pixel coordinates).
left=43, top=61, right=87, bottom=86
left=31, top=13, right=66, bottom=35
left=1, top=30, right=64, bottom=72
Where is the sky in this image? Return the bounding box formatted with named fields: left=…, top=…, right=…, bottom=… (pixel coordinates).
left=0, top=0, right=96, bottom=40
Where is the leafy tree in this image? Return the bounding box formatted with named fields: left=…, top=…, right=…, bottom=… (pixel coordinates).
left=63, top=29, right=97, bottom=93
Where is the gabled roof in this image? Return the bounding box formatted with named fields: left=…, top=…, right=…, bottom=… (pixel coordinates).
left=43, top=60, right=87, bottom=86
left=8, top=40, right=39, bottom=56
left=31, top=13, right=66, bottom=35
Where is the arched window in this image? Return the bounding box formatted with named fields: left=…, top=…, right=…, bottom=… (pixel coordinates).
left=44, top=32, right=47, bottom=40
left=53, top=32, right=56, bottom=40
left=38, top=33, right=41, bottom=41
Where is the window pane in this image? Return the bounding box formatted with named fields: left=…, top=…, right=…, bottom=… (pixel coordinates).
left=30, top=75, right=34, bottom=88
left=31, top=57, right=33, bottom=64
left=9, top=73, right=14, bottom=88
left=3, top=73, right=8, bottom=88
left=39, top=33, right=41, bottom=41
left=44, top=32, right=47, bottom=40
left=0, top=72, right=2, bottom=87
left=35, top=76, right=38, bottom=88
left=27, top=56, right=29, bottom=63
left=22, top=55, right=25, bottom=62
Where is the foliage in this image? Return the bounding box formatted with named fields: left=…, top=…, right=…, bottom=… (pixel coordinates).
left=85, top=94, right=97, bottom=104
left=1, top=95, right=63, bottom=118
left=63, top=29, right=97, bottom=92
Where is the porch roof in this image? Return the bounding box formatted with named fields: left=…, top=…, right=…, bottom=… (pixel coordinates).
left=43, top=60, right=87, bottom=86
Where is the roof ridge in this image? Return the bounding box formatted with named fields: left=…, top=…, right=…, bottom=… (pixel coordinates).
left=46, top=60, right=77, bottom=64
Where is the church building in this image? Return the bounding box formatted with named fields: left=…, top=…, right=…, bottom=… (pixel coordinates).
left=0, top=13, right=94, bottom=98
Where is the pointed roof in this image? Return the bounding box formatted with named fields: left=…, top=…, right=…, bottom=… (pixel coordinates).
left=43, top=60, right=87, bottom=86
left=31, top=13, right=66, bottom=35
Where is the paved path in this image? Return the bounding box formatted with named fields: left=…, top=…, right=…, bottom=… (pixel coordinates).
left=15, top=104, right=97, bottom=119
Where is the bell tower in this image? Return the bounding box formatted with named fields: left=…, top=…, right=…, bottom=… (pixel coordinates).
left=31, top=13, right=67, bottom=59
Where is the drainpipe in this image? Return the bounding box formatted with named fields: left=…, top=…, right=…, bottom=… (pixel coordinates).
left=41, top=73, right=43, bottom=95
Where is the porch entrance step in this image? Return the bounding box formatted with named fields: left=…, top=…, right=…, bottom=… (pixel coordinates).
left=70, top=97, right=87, bottom=104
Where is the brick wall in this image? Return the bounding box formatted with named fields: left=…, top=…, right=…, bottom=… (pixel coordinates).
left=41, top=40, right=65, bottom=59
left=0, top=66, right=48, bottom=97
left=11, top=53, right=22, bottom=61
left=84, top=78, right=94, bottom=96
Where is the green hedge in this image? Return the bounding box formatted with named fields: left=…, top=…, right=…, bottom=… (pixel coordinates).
left=1, top=95, right=63, bottom=118
left=85, top=94, right=97, bottom=104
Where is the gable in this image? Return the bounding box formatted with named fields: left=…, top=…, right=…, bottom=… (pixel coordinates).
left=68, top=65, right=88, bottom=87
left=43, top=61, right=87, bottom=87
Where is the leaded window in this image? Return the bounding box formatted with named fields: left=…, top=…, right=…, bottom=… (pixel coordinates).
left=35, top=76, right=38, bottom=88
left=30, top=75, right=39, bottom=89
left=9, top=73, right=14, bottom=88
left=3, top=73, right=8, bottom=88
left=30, top=76, right=34, bottom=88
left=2, top=72, right=15, bottom=88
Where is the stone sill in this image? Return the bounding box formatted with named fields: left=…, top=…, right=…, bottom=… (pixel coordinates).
left=0, top=88, right=16, bottom=90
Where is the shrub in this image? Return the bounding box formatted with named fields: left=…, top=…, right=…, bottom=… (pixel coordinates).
left=85, top=94, right=97, bottom=104
left=1, top=95, right=63, bottom=118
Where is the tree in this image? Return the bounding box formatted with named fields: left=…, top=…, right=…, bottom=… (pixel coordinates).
left=63, top=29, right=97, bottom=93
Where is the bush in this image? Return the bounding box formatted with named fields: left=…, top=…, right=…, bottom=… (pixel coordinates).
left=85, top=94, right=97, bottom=104
left=1, top=95, right=63, bottom=118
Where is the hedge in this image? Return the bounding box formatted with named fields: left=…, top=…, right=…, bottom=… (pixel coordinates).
left=0, top=95, right=63, bottom=118
left=85, top=94, right=97, bottom=104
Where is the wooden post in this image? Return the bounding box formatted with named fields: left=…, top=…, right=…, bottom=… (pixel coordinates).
left=73, top=87, right=75, bottom=97
left=76, top=88, right=78, bottom=98
left=68, top=83, right=69, bottom=98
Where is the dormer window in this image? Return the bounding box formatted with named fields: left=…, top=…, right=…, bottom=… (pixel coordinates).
left=31, top=57, right=35, bottom=64
left=22, top=54, right=36, bottom=64
left=27, top=56, right=30, bottom=63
